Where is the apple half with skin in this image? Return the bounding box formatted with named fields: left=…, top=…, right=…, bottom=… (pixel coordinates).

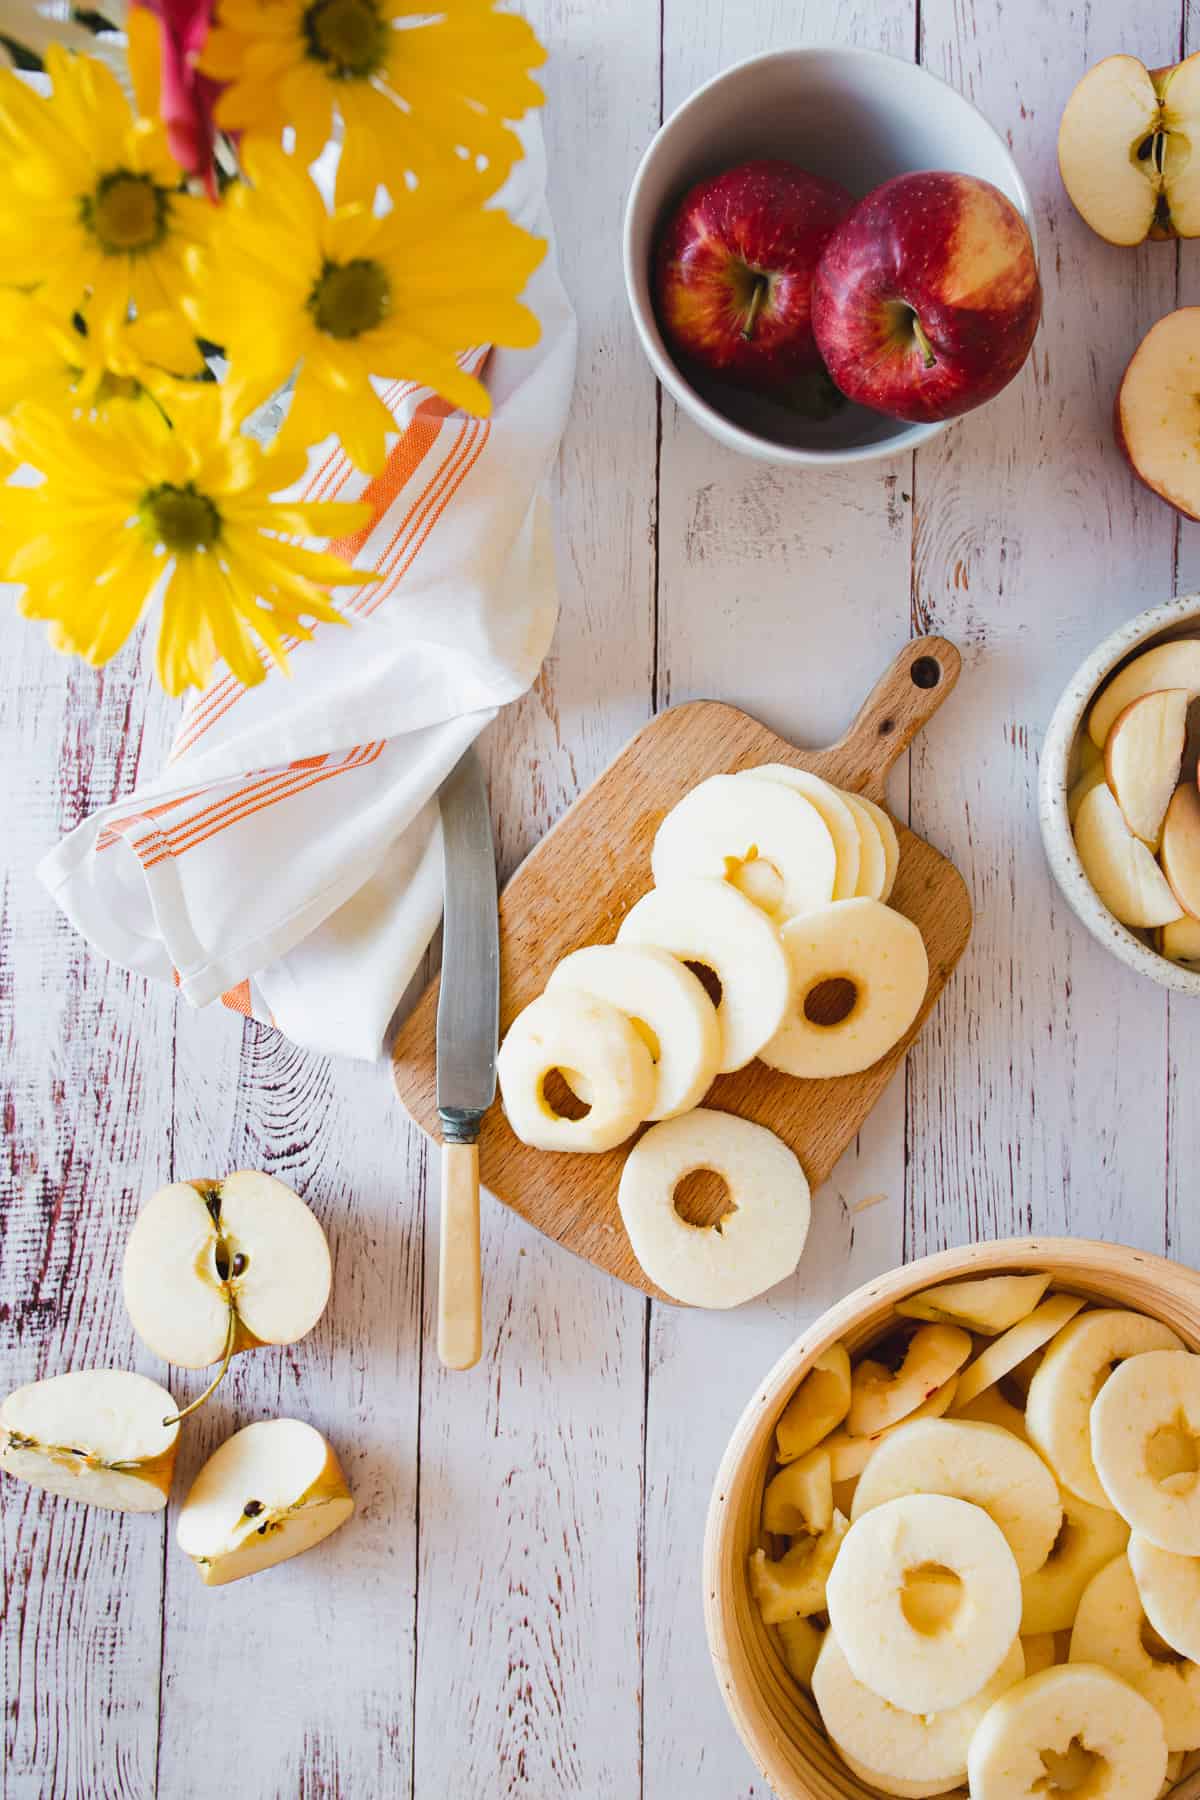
left=654, top=159, right=854, bottom=393
left=1116, top=309, right=1200, bottom=521
left=177, top=1418, right=353, bottom=1586
left=811, top=172, right=1042, bottom=423
left=1, top=1369, right=178, bottom=1512
left=1058, top=53, right=1200, bottom=247
left=1103, top=688, right=1189, bottom=847
left=1160, top=782, right=1200, bottom=917
left=123, top=1172, right=331, bottom=1416
left=1073, top=780, right=1182, bottom=929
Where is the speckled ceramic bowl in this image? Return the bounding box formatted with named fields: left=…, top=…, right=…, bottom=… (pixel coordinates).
left=1039, top=593, right=1200, bottom=994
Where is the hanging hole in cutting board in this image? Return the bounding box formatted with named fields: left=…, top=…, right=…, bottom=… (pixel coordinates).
left=684, top=960, right=724, bottom=1008
left=542, top=1068, right=591, bottom=1121
left=911, top=656, right=942, bottom=690
left=804, top=978, right=858, bottom=1027
left=673, top=1168, right=737, bottom=1233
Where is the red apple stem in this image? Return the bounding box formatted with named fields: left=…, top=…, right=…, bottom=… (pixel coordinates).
left=911, top=315, right=937, bottom=370
left=741, top=276, right=768, bottom=342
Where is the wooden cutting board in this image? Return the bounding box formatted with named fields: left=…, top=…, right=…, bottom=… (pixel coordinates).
left=393, top=635, right=972, bottom=1302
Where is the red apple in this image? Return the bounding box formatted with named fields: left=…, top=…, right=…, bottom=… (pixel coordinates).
left=654, top=160, right=855, bottom=391
left=811, top=171, right=1042, bottom=422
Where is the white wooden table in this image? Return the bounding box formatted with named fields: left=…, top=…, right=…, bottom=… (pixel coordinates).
left=3, top=1, right=1197, bottom=1794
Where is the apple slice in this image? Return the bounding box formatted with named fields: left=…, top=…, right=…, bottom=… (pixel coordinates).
left=1103, top=688, right=1189, bottom=846
left=1089, top=637, right=1200, bottom=747
left=1059, top=53, right=1200, bottom=246
left=1, top=1369, right=178, bottom=1512
left=1068, top=760, right=1107, bottom=825
left=123, top=1171, right=331, bottom=1397
left=1161, top=913, right=1200, bottom=965
left=177, top=1418, right=353, bottom=1586
left=1073, top=781, right=1183, bottom=928
left=1160, top=782, right=1200, bottom=916
left=1116, top=309, right=1200, bottom=521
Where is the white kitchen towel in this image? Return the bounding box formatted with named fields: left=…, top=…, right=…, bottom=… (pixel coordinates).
left=38, top=120, right=576, bottom=1060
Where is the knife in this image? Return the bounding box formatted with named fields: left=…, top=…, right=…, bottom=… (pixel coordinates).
left=435, top=747, right=499, bottom=1371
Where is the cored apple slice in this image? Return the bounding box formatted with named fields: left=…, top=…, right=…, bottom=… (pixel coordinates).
left=1073, top=781, right=1183, bottom=928
left=177, top=1418, right=354, bottom=1586
left=1160, top=782, right=1200, bottom=916
left=0, top=1369, right=179, bottom=1512
left=1059, top=53, right=1200, bottom=246
left=1089, top=637, right=1200, bottom=747
left=1115, top=309, right=1200, bottom=521
left=1161, top=913, right=1200, bottom=965
left=1104, top=689, right=1189, bottom=846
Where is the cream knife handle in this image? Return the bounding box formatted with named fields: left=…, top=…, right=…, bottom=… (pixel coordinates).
left=438, top=1142, right=482, bottom=1370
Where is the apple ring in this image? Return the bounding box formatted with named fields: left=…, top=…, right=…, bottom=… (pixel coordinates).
left=1021, top=1489, right=1130, bottom=1635
left=839, top=791, right=891, bottom=899
left=546, top=943, right=720, bottom=1119
left=616, top=878, right=791, bottom=1072
left=759, top=898, right=928, bottom=1079
left=1129, top=1531, right=1200, bottom=1664
left=1090, top=1350, right=1200, bottom=1550
left=738, top=767, right=862, bottom=901
left=851, top=792, right=900, bottom=900
left=825, top=1492, right=1023, bottom=1713
left=497, top=990, right=655, bottom=1153
left=616, top=1108, right=810, bottom=1308
left=813, top=1630, right=1025, bottom=1798
left=1070, top=1553, right=1200, bottom=1751
left=968, top=1663, right=1167, bottom=1800
left=651, top=772, right=837, bottom=922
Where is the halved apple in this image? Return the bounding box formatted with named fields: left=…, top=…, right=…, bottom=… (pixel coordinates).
left=177, top=1418, right=353, bottom=1586
left=1090, top=640, right=1200, bottom=750
left=1160, top=782, right=1200, bottom=916
left=1161, top=913, right=1200, bottom=965
left=1115, top=310, right=1200, bottom=522
left=1, top=1369, right=178, bottom=1512
left=1059, top=53, right=1200, bottom=246
left=1104, top=688, right=1189, bottom=846
left=1073, top=781, right=1183, bottom=928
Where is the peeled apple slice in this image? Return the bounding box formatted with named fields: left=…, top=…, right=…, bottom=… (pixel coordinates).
left=616, top=878, right=791, bottom=1072
left=775, top=1615, right=823, bottom=1690
left=650, top=773, right=837, bottom=921
left=1021, top=1634, right=1058, bottom=1677
left=826, top=1492, right=1022, bottom=1714
left=897, top=1272, right=1052, bottom=1335
left=775, top=1341, right=852, bottom=1463
left=1073, top=782, right=1183, bottom=929
left=822, top=1376, right=961, bottom=1482
left=177, top=1418, right=354, bottom=1587
left=763, top=1448, right=833, bottom=1536
left=957, top=1384, right=1030, bottom=1441
left=0, top=1369, right=179, bottom=1512
left=546, top=943, right=720, bottom=1120
left=851, top=1417, right=1062, bottom=1576
left=953, top=1292, right=1087, bottom=1411
left=1025, top=1310, right=1184, bottom=1508
left=122, top=1172, right=332, bottom=1370
left=1090, top=1350, right=1200, bottom=1550
left=967, top=1663, right=1167, bottom=1800
left=739, top=766, right=862, bottom=900
left=497, top=989, right=656, bottom=1153
left=1020, top=1488, right=1130, bottom=1635
left=812, top=1631, right=1025, bottom=1797
left=748, top=1511, right=848, bottom=1623
left=1129, top=1531, right=1200, bottom=1663
left=1089, top=640, right=1200, bottom=749
left=848, top=1323, right=972, bottom=1436
left=1070, top=1553, right=1200, bottom=1751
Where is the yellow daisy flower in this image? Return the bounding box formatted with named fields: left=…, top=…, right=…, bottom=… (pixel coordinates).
left=0, top=291, right=204, bottom=426
left=198, top=0, right=545, bottom=196
left=0, top=45, right=213, bottom=342
left=190, top=141, right=545, bottom=473
left=4, top=390, right=373, bottom=695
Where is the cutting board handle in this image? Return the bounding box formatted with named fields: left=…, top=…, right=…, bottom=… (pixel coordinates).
left=828, top=635, right=961, bottom=803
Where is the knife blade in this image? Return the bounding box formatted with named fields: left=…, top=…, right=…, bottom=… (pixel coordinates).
left=435, top=747, right=499, bottom=1370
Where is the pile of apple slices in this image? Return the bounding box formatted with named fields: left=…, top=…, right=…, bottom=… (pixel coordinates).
left=0, top=1172, right=353, bottom=1587
left=497, top=767, right=929, bottom=1307
left=750, top=1272, right=1200, bottom=1800
left=1069, top=637, right=1200, bottom=964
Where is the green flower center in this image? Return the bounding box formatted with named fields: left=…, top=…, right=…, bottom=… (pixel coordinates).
left=303, top=0, right=387, bottom=79
left=309, top=258, right=391, bottom=339
left=81, top=171, right=168, bottom=257
left=139, top=483, right=221, bottom=554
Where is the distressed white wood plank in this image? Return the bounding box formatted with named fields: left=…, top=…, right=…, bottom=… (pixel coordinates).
left=154, top=1014, right=423, bottom=1798
left=643, top=6, right=917, bottom=1793
left=410, top=0, right=660, bottom=1792
left=0, top=634, right=178, bottom=1800
left=906, top=0, right=1184, bottom=1260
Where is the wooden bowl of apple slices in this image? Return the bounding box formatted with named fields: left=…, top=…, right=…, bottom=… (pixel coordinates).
left=703, top=1237, right=1200, bottom=1800
left=1040, top=594, right=1200, bottom=992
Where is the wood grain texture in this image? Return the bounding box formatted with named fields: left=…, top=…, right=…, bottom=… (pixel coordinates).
left=393, top=638, right=971, bottom=1298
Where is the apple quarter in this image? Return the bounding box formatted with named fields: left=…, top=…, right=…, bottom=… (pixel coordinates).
left=0, top=1369, right=179, bottom=1513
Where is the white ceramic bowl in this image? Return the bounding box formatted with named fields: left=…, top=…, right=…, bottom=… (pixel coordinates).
left=623, top=46, right=1037, bottom=467
left=1039, top=593, right=1200, bottom=995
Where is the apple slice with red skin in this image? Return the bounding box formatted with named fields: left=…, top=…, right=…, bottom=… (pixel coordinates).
left=1103, top=688, right=1189, bottom=847
left=810, top=172, right=1041, bottom=423
left=1116, top=308, right=1200, bottom=520
left=1160, top=782, right=1200, bottom=916
left=1089, top=638, right=1200, bottom=748
left=1073, top=781, right=1182, bottom=929
left=654, top=160, right=854, bottom=392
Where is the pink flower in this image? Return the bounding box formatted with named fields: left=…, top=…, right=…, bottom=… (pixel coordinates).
left=130, top=0, right=223, bottom=197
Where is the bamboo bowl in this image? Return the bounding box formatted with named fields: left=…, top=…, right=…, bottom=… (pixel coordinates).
left=703, top=1236, right=1200, bottom=1800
